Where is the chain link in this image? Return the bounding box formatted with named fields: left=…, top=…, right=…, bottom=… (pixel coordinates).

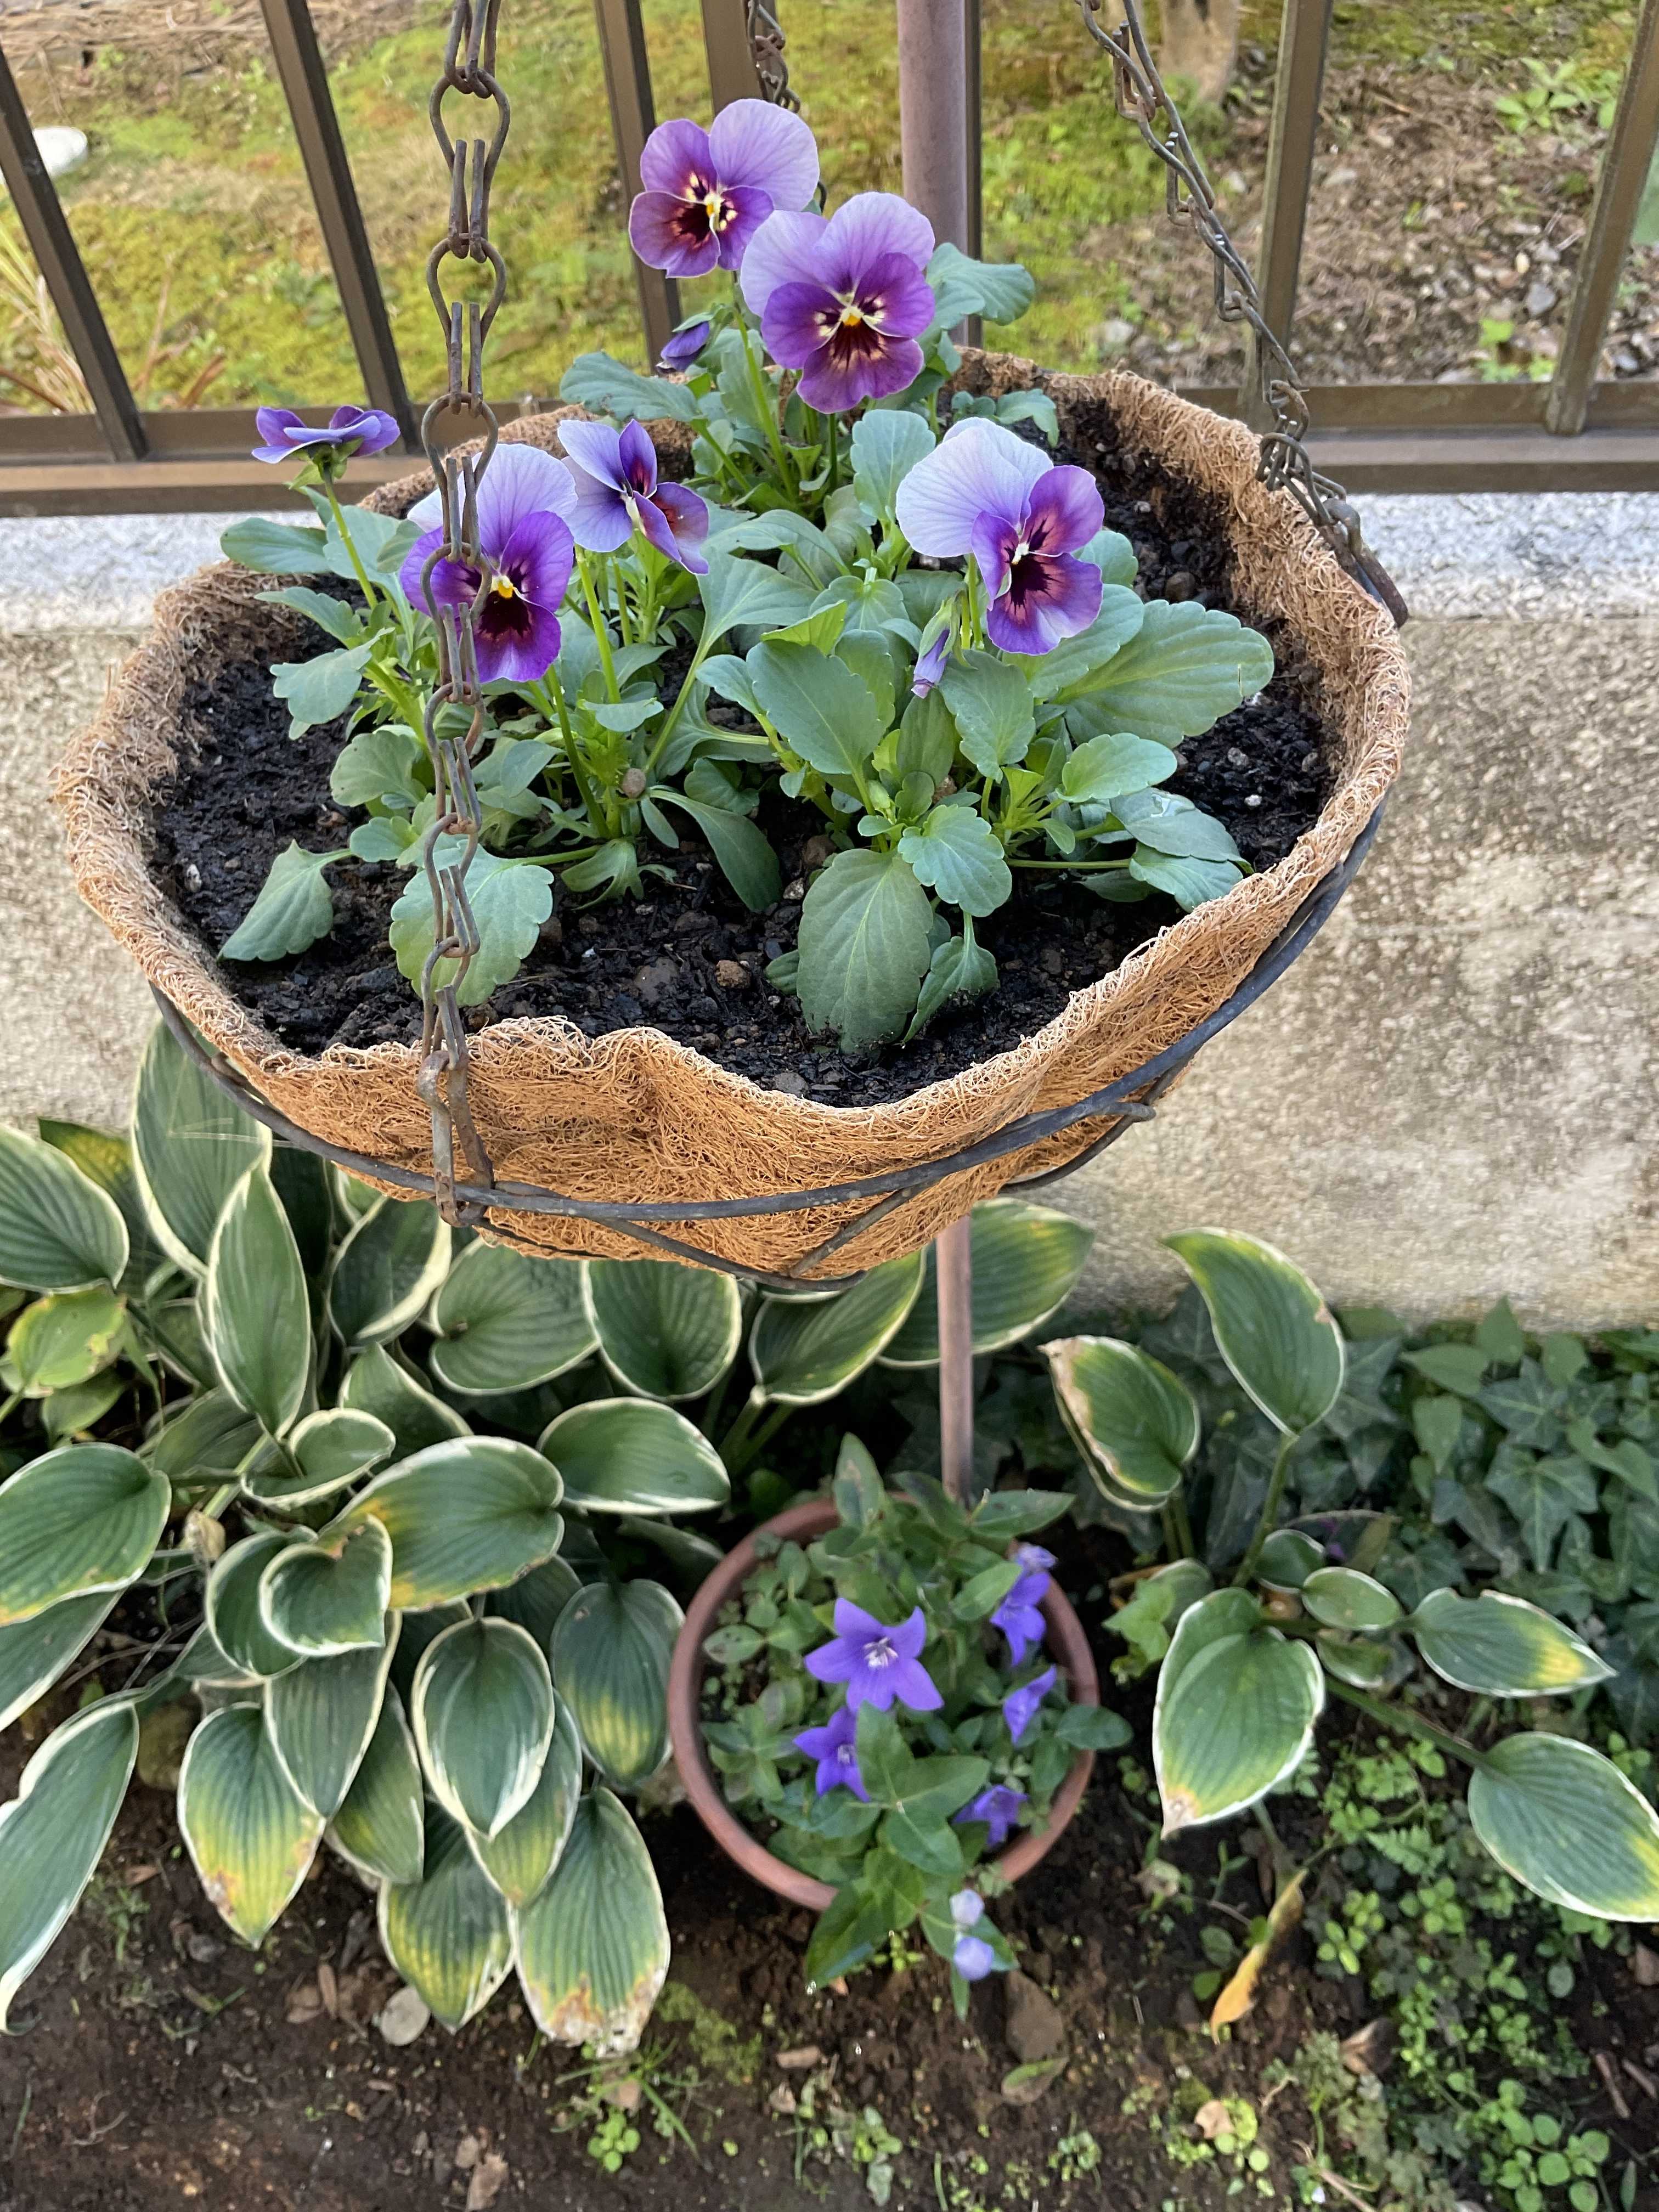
left=745, top=0, right=797, bottom=110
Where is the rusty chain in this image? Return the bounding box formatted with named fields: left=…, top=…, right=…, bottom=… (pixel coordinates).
left=746, top=0, right=798, bottom=109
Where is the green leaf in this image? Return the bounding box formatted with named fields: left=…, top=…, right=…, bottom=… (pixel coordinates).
left=696, top=549, right=816, bottom=651
left=1402, top=1342, right=1489, bottom=1397
left=584, top=1257, right=740, bottom=1402
left=7, top=1286, right=125, bottom=1395
left=205, top=1164, right=311, bottom=1437
left=379, top=1802, right=513, bottom=2030
left=647, top=789, right=780, bottom=911
left=221, top=516, right=331, bottom=573
left=953, top=1558, right=1024, bottom=1622
left=1412, top=1392, right=1464, bottom=1474
left=0, top=1443, right=168, bottom=1628
left=882, top=1200, right=1094, bottom=1365
left=261, top=1521, right=392, bottom=1657
left=925, top=241, right=1035, bottom=324
left=898, top=806, right=1011, bottom=918
left=1024, top=591, right=1145, bottom=696
left=0, top=1590, right=116, bottom=1732
left=268, top=1634, right=394, bottom=1818
left=747, top=639, right=885, bottom=779
left=1409, top=1587, right=1612, bottom=1695
left=330, top=724, right=426, bottom=809
left=1165, top=1231, right=1345, bottom=1436
left=904, top=917, right=997, bottom=1043
left=1487, top=1452, right=1599, bottom=1571
left=329, top=1683, right=424, bottom=1887
left=484, top=1554, right=584, bottom=1649
left=1301, top=1566, right=1403, bottom=1632
left=412, top=1617, right=555, bottom=1841
left=882, top=1802, right=966, bottom=1881
left=515, top=1788, right=670, bottom=2053
left=37, top=1120, right=162, bottom=1291
left=941, top=652, right=1035, bottom=777
left=849, top=409, right=936, bottom=521
left=751, top=1252, right=924, bottom=1404
left=1468, top=1734, right=1659, bottom=1920
left=467, top=1699, right=582, bottom=1908
left=332, top=1437, right=566, bottom=1609
left=551, top=1581, right=680, bottom=1788
left=178, top=1703, right=323, bottom=1945
left=970, top=1489, right=1075, bottom=1542
left=1567, top=1418, right=1657, bottom=1502
left=323, top=505, right=415, bottom=584
left=1476, top=1297, right=1528, bottom=1366
left=219, top=843, right=342, bottom=961
left=1056, top=1702, right=1133, bottom=1751
left=390, top=845, right=554, bottom=1006
left=0, top=1127, right=128, bottom=1293
left=804, top=1880, right=888, bottom=1989
left=797, top=848, right=934, bottom=1050
left=1066, top=600, right=1275, bottom=741
left=1257, top=1531, right=1325, bottom=1592
left=1128, top=848, right=1243, bottom=909
left=326, top=1197, right=452, bottom=1348
left=340, top=1345, right=470, bottom=1459
left=205, top=1533, right=303, bottom=1681
left=1059, top=732, right=1179, bottom=805
left=270, top=642, right=371, bottom=738
left=538, top=1400, right=730, bottom=1517
left=1046, top=1335, right=1199, bottom=1511
left=1153, top=1589, right=1322, bottom=1834
left=0, top=1700, right=138, bottom=2028
left=242, top=1407, right=396, bottom=1509
left=558, top=351, right=698, bottom=421
left=132, top=1020, right=272, bottom=1274
left=427, top=1241, right=595, bottom=1395
left=1479, top=1359, right=1566, bottom=1450
left=1129, top=808, right=1243, bottom=863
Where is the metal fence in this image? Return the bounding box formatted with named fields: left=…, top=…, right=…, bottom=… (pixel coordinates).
left=0, top=0, right=1655, bottom=515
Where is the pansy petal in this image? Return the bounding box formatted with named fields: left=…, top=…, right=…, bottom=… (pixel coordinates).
left=819, top=191, right=935, bottom=294
left=557, top=418, right=627, bottom=492
left=708, top=97, right=820, bottom=207
left=399, top=524, right=478, bottom=616
left=476, top=441, right=580, bottom=550
left=895, top=419, right=1040, bottom=556
left=567, top=477, right=635, bottom=554
left=648, top=482, right=710, bottom=573
left=638, top=116, right=714, bottom=196
left=710, top=180, right=774, bottom=272
left=857, top=251, right=937, bottom=340
left=658, top=318, right=711, bottom=370
left=760, top=279, right=840, bottom=371
left=740, top=207, right=828, bottom=314
left=616, top=419, right=659, bottom=495
left=634, top=492, right=691, bottom=571
left=986, top=551, right=1102, bottom=654
left=970, top=510, right=1018, bottom=601
left=1024, top=464, right=1105, bottom=557
left=629, top=190, right=722, bottom=279
left=475, top=597, right=562, bottom=686
left=255, top=404, right=302, bottom=445
left=496, top=508, right=575, bottom=609
left=797, top=331, right=923, bottom=413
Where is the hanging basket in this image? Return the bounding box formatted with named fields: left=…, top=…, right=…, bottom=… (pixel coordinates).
left=56, top=351, right=1407, bottom=1282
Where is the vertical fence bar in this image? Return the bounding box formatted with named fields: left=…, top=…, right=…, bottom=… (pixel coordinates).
left=1545, top=0, right=1659, bottom=436
left=258, top=0, right=415, bottom=445
left=898, top=0, right=969, bottom=253
left=964, top=0, right=983, bottom=346
left=701, top=0, right=763, bottom=110
left=594, top=0, right=680, bottom=365
left=1241, top=0, right=1333, bottom=427
left=936, top=1218, right=975, bottom=1508
left=0, top=41, right=145, bottom=460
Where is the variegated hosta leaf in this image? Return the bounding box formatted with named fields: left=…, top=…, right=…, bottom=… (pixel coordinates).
left=206, top=1533, right=306, bottom=1681
left=259, top=1520, right=392, bottom=1657
left=340, top=1344, right=471, bottom=1459
left=331, top=1438, right=566, bottom=1609
left=749, top=1252, right=924, bottom=1405
left=411, top=1617, right=555, bottom=1841
left=1257, top=1529, right=1326, bottom=1593
left=584, top=1258, right=741, bottom=1402
left=326, top=1197, right=452, bottom=1348
left=131, top=1019, right=271, bottom=1275
left=1469, top=1734, right=1659, bottom=1920
left=330, top=1683, right=425, bottom=1887
left=0, top=1699, right=138, bottom=2028
left=389, top=1601, right=471, bottom=1708
left=1301, top=1567, right=1403, bottom=1633
left=1153, top=1589, right=1324, bottom=1835
left=879, top=1200, right=1096, bottom=1366
left=551, top=1581, right=680, bottom=1788
left=7, top=1288, right=126, bottom=1397
left=0, top=1590, right=117, bottom=1732
left=426, top=1243, right=596, bottom=1395
left=0, top=1444, right=170, bottom=1628
left=379, top=1802, right=514, bottom=2031
left=484, top=1556, right=583, bottom=1647
left=205, top=1164, right=311, bottom=1438
left=1316, top=1630, right=1410, bottom=1690
left=515, top=1788, right=669, bottom=2055
left=0, top=1127, right=129, bottom=1294
left=470, top=1700, right=583, bottom=1907
left=1164, top=1229, right=1345, bottom=1435
left=242, top=1408, right=396, bottom=1510
left=268, top=1629, right=396, bottom=1818
left=1408, top=1588, right=1613, bottom=1696
left=144, top=1386, right=263, bottom=1487
left=1045, top=1336, right=1198, bottom=1511
left=538, top=1400, right=730, bottom=1519
left=178, top=1703, right=324, bottom=1945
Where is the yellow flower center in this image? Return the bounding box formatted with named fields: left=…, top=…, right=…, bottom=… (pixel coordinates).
left=492, top=574, right=516, bottom=600
left=840, top=306, right=865, bottom=328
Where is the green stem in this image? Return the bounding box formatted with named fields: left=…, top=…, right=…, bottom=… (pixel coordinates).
left=1325, top=1678, right=1492, bottom=1771
left=743, top=326, right=794, bottom=493
left=716, top=1389, right=766, bottom=1469
left=1162, top=1488, right=1195, bottom=1561
left=642, top=639, right=710, bottom=778
left=537, top=674, right=611, bottom=837
left=727, top=1402, right=792, bottom=1477
left=322, top=479, right=379, bottom=608
left=1232, top=1429, right=1300, bottom=1588
left=1009, top=857, right=1132, bottom=872
left=576, top=554, right=620, bottom=702
left=824, top=408, right=839, bottom=499
left=0, top=1389, right=21, bottom=1428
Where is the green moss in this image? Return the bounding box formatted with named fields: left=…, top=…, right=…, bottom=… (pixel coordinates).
left=654, top=1978, right=762, bottom=2086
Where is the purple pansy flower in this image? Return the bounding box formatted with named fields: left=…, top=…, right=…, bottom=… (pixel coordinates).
left=990, top=1544, right=1054, bottom=1668
left=911, top=629, right=949, bottom=697
left=953, top=1784, right=1028, bottom=1849
left=629, top=99, right=819, bottom=278
left=950, top=1890, right=995, bottom=1980
left=741, top=193, right=937, bottom=413
left=399, top=444, right=577, bottom=685
left=804, top=1599, right=943, bottom=1714
left=559, top=419, right=710, bottom=575
left=1003, top=1663, right=1058, bottom=1746
left=894, top=419, right=1105, bottom=653
left=659, top=319, right=712, bottom=370
left=794, top=1706, right=868, bottom=1801
left=252, top=403, right=400, bottom=469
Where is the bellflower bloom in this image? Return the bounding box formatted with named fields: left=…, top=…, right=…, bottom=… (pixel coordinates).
left=804, top=1599, right=942, bottom=1714
left=659, top=319, right=712, bottom=370
left=629, top=99, right=819, bottom=278
left=990, top=1544, right=1054, bottom=1668
left=1003, top=1663, right=1058, bottom=1746
left=559, top=419, right=710, bottom=575
left=953, top=1784, right=1028, bottom=1849
left=794, top=1707, right=868, bottom=1801
left=252, top=403, right=400, bottom=470
left=742, top=193, right=936, bottom=412
left=399, top=444, right=577, bottom=685
left=894, top=419, right=1105, bottom=653
left=950, top=1890, right=995, bottom=1980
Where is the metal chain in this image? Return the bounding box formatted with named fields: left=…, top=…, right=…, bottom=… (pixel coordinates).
left=746, top=0, right=797, bottom=110
left=416, top=0, right=509, bottom=1223
left=1075, top=0, right=1407, bottom=626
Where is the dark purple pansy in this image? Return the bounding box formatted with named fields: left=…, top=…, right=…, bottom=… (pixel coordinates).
left=741, top=193, right=936, bottom=413
left=894, top=419, right=1104, bottom=654
left=659, top=319, right=712, bottom=370
left=559, top=419, right=710, bottom=575
left=953, top=1783, right=1028, bottom=1849
left=252, top=403, right=400, bottom=469
left=629, top=99, right=819, bottom=279
left=804, top=1598, right=943, bottom=1714
left=1002, top=1663, right=1058, bottom=1747
left=399, top=444, right=577, bottom=685
left=793, top=1706, right=868, bottom=1801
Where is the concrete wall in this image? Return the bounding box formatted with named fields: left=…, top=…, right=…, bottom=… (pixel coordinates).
left=2, top=498, right=1654, bottom=1329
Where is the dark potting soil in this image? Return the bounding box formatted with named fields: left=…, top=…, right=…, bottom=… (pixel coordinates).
left=150, top=392, right=1332, bottom=1105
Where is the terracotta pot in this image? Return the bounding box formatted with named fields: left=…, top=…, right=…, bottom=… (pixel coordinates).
left=665, top=1496, right=1101, bottom=1911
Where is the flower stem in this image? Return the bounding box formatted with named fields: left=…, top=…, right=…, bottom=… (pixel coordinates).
left=1008, top=857, right=1132, bottom=871
left=322, top=479, right=378, bottom=608
left=536, top=673, right=611, bottom=839
left=1324, top=1678, right=1493, bottom=1771
left=1232, top=1429, right=1301, bottom=1588
left=1162, top=1488, right=1195, bottom=1561
left=743, top=326, right=795, bottom=495
left=575, top=554, right=620, bottom=702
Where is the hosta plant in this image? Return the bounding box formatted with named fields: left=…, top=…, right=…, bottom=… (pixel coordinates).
left=217, top=98, right=1273, bottom=1051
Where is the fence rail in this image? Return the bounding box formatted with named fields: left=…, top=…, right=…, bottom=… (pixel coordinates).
left=0, top=0, right=1655, bottom=514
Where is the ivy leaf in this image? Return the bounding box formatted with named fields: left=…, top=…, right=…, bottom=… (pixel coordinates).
left=558, top=351, right=698, bottom=421
left=648, top=790, right=780, bottom=912
left=219, top=517, right=331, bottom=575
left=747, top=640, right=885, bottom=779
left=941, top=652, right=1034, bottom=777
left=1486, top=1453, right=1600, bottom=1572
left=270, top=644, right=371, bottom=739
left=389, top=844, right=554, bottom=1005
left=898, top=806, right=1011, bottom=918
left=1479, top=1359, right=1567, bottom=1451
left=903, top=918, right=998, bottom=1043
left=1062, top=601, right=1274, bottom=741
left=797, top=849, right=934, bottom=1050
left=220, top=843, right=344, bottom=962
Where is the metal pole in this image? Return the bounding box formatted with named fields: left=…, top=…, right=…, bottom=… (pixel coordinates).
left=593, top=0, right=681, bottom=365
left=896, top=0, right=970, bottom=254
left=700, top=0, right=763, bottom=109
left=1242, top=0, right=1333, bottom=428
left=936, top=1216, right=975, bottom=1506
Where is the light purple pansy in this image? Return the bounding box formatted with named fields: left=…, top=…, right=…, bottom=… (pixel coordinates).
left=911, top=629, right=949, bottom=697
left=1003, top=1663, right=1058, bottom=1747
left=559, top=419, right=710, bottom=575
left=741, top=193, right=937, bottom=413
left=659, top=319, right=712, bottom=370
left=252, top=403, right=400, bottom=469
left=804, top=1599, right=942, bottom=1714
left=990, top=1542, right=1054, bottom=1668
left=793, top=1706, right=868, bottom=1801
left=894, top=419, right=1105, bottom=654
left=399, top=444, right=577, bottom=685
left=629, top=99, right=819, bottom=279
left=950, top=1890, right=995, bottom=1981
left=953, top=1784, right=1027, bottom=1849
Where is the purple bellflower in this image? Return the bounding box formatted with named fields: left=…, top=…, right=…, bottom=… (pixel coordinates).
left=659, top=319, right=712, bottom=370
left=911, top=628, right=949, bottom=697
left=793, top=1706, right=868, bottom=1801
left=252, top=403, right=400, bottom=472
left=803, top=1599, right=942, bottom=1714
left=893, top=419, right=1105, bottom=653
left=559, top=419, right=710, bottom=575
left=629, top=99, right=819, bottom=279
left=953, top=1784, right=1028, bottom=1849
left=950, top=1890, right=995, bottom=1981
left=741, top=193, right=937, bottom=413
left=399, top=443, right=577, bottom=686
left=990, top=1542, right=1054, bottom=1668
left=1003, top=1664, right=1059, bottom=1747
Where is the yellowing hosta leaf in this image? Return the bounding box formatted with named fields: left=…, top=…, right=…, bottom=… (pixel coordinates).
left=1208, top=1870, right=1305, bottom=2037
left=469, top=1700, right=583, bottom=1907
left=1045, top=1335, right=1199, bottom=1511
left=0, top=1590, right=117, bottom=1732
left=340, top=1344, right=470, bottom=1459
left=1301, top=1567, right=1403, bottom=1633
left=1408, top=1588, right=1613, bottom=1696
left=178, top=1703, right=324, bottom=1945
left=259, top=1520, right=392, bottom=1657
left=326, top=1197, right=452, bottom=1349
left=426, top=1242, right=595, bottom=1396
left=329, top=1683, right=425, bottom=1887
left=205, top=1165, right=311, bottom=1438
left=7, top=1287, right=125, bottom=1396
left=538, top=1400, right=730, bottom=1519
left=1153, top=1590, right=1323, bottom=1835
left=1468, top=1734, right=1659, bottom=1920
left=331, top=1438, right=566, bottom=1609
left=515, top=1789, right=669, bottom=2055
left=206, top=1533, right=306, bottom=1681
left=880, top=1201, right=1096, bottom=1367
left=1165, top=1230, right=1345, bottom=1436
left=0, top=1699, right=138, bottom=2028
left=551, top=1581, right=680, bottom=1788
left=584, top=1258, right=741, bottom=1402
left=0, top=1127, right=129, bottom=1294
left=242, top=1408, right=396, bottom=1510
left=412, top=1617, right=555, bottom=1841
left=131, top=1019, right=270, bottom=1274
left=0, top=1444, right=170, bottom=1628
left=750, top=1253, right=924, bottom=1405
left=379, top=1802, right=513, bottom=2031
left=268, top=1631, right=396, bottom=1818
